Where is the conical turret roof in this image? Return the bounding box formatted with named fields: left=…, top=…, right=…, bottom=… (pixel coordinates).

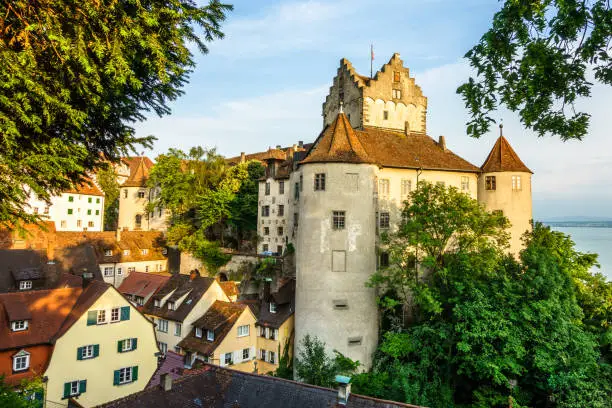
left=301, top=112, right=372, bottom=164
left=481, top=136, right=532, bottom=174
left=122, top=156, right=151, bottom=187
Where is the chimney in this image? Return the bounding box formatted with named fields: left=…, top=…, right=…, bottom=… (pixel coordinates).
left=404, top=121, right=410, bottom=135
left=298, top=140, right=304, bottom=148
left=189, top=269, right=201, bottom=281
left=438, top=135, right=447, bottom=151
left=292, top=144, right=297, bottom=152
left=240, top=152, right=246, bottom=163
left=82, top=269, right=94, bottom=288
left=160, top=373, right=172, bottom=391
left=335, top=375, right=351, bottom=405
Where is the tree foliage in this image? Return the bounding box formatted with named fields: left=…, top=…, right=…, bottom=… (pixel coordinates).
left=0, top=376, right=43, bottom=408
left=458, top=0, right=611, bottom=141
left=294, top=335, right=360, bottom=388
left=147, top=147, right=262, bottom=271
left=0, top=0, right=232, bottom=228
left=356, top=182, right=611, bottom=407
left=97, top=166, right=120, bottom=230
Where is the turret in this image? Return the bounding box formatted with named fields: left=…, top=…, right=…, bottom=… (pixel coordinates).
left=477, top=125, right=533, bottom=255
left=295, top=111, right=378, bottom=370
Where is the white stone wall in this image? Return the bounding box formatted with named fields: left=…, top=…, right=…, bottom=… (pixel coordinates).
left=118, top=186, right=167, bottom=231
left=477, top=171, right=533, bottom=255
left=295, top=162, right=379, bottom=370
left=26, top=191, right=104, bottom=231
left=257, top=177, right=290, bottom=254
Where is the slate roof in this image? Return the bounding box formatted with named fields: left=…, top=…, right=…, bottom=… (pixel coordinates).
left=142, top=274, right=217, bottom=322
left=178, top=300, right=247, bottom=356
left=259, top=279, right=294, bottom=329
left=300, top=113, right=480, bottom=173
left=147, top=351, right=186, bottom=388
left=481, top=135, right=532, bottom=174
left=118, top=272, right=170, bottom=299
left=98, top=364, right=424, bottom=408
left=301, top=113, right=372, bottom=165
left=0, top=250, right=49, bottom=291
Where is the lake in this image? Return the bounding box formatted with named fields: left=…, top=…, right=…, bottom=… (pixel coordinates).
left=549, top=226, right=612, bottom=280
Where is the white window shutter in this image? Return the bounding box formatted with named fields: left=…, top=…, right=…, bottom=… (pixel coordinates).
left=250, top=346, right=255, bottom=361
left=234, top=350, right=241, bottom=364
left=219, top=354, right=225, bottom=367
left=274, top=329, right=279, bottom=340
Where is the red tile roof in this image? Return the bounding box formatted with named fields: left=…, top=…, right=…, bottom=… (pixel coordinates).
left=301, top=113, right=479, bottom=172
left=219, top=281, right=238, bottom=298
left=481, top=136, right=532, bottom=173
left=0, top=287, right=83, bottom=350
left=301, top=113, right=372, bottom=164
left=122, top=156, right=154, bottom=187
left=118, top=272, right=170, bottom=299
left=65, top=177, right=105, bottom=197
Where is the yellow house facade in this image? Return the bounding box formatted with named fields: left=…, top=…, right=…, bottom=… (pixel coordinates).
left=43, top=282, right=159, bottom=408
left=256, top=314, right=294, bottom=374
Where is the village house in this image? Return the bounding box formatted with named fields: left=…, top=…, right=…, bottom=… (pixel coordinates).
left=118, top=272, right=170, bottom=308
left=178, top=300, right=258, bottom=372
left=24, top=179, right=105, bottom=232
left=0, top=279, right=159, bottom=407
left=141, top=271, right=229, bottom=355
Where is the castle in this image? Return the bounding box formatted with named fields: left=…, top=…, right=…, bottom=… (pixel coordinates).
left=251, top=53, right=533, bottom=370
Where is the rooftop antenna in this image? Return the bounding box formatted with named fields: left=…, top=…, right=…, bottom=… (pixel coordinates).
left=370, top=44, right=374, bottom=79
left=499, top=120, right=504, bottom=137
left=339, top=101, right=344, bottom=114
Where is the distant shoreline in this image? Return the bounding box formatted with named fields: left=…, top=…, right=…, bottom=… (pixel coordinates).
left=542, top=221, right=612, bottom=228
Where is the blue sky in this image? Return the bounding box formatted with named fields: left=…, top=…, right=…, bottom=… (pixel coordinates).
left=133, top=0, right=612, bottom=219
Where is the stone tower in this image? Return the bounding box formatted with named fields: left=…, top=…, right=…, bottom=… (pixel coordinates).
left=295, top=111, right=379, bottom=370
left=322, top=53, right=427, bottom=133
left=477, top=126, right=533, bottom=254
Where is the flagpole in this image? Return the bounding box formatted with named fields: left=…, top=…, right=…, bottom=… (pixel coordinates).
left=370, top=44, right=373, bottom=79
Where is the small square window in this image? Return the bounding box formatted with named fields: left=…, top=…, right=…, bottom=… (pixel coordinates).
left=19, top=281, right=32, bottom=290
left=207, top=329, right=214, bottom=341
left=379, top=179, right=390, bottom=196
left=68, top=209, right=73, bottom=215
left=195, top=327, right=203, bottom=338
left=277, top=227, right=284, bottom=236
left=97, top=310, right=107, bottom=325
left=269, top=303, right=277, bottom=313
left=264, top=227, right=270, bottom=236
left=278, top=205, right=284, bottom=216
left=279, top=181, right=285, bottom=194
left=383, top=110, right=389, bottom=120
left=141, top=249, right=148, bottom=255
left=138, top=191, right=146, bottom=199
left=104, top=267, right=114, bottom=277
left=461, top=176, right=470, bottom=191
left=111, top=308, right=120, bottom=323
left=237, top=325, right=250, bottom=337
left=68, top=196, right=74, bottom=202
left=314, top=173, right=326, bottom=191
left=224, top=352, right=233, bottom=365
left=512, top=175, right=522, bottom=191
left=242, top=348, right=250, bottom=360
left=393, top=71, right=401, bottom=82
left=118, top=367, right=134, bottom=384
left=392, top=89, right=402, bottom=99
left=82, top=345, right=95, bottom=359
left=380, top=252, right=390, bottom=268
left=401, top=179, right=412, bottom=197
left=11, top=320, right=28, bottom=331
left=332, top=211, right=345, bottom=230
left=13, top=353, right=29, bottom=371
left=485, top=176, right=496, bottom=191
left=263, top=244, right=269, bottom=252
left=261, top=206, right=270, bottom=217
left=122, top=338, right=133, bottom=352
left=379, top=212, right=390, bottom=229
left=105, top=249, right=112, bottom=256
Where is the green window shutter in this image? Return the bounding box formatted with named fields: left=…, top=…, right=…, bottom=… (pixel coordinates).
left=96, top=198, right=100, bottom=203
left=132, top=366, right=138, bottom=382
left=120, top=306, right=130, bottom=321
left=63, top=383, right=71, bottom=399
left=86, top=310, right=97, bottom=326
left=77, top=347, right=83, bottom=360
left=93, top=344, right=100, bottom=358
left=132, top=338, right=138, bottom=350
left=117, top=340, right=123, bottom=353
left=79, top=380, right=87, bottom=394
left=87, top=209, right=91, bottom=215
left=96, top=210, right=100, bottom=215
left=88, top=197, right=92, bottom=203
left=113, top=370, right=120, bottom=386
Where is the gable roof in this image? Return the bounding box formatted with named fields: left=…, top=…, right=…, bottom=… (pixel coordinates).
left=147, top=351, right=185, bottom=389
left=122, top=156, right=154, bottom=187
left=142, top=274, right=218, bottom=322
left=177, top=301, right=248, bottom=356
left=259, top=279, right=295, bottom=329
left=0, top=287, right=83, bottom=350
left=301, top=113, right=372, bottom=165
left=119, top=272, right=170, bottom=299
left=99, top=363, right=423, bottom=408
left=301, top=114, right=480, bottom=173
left=481, top=135, right=532, bottom=173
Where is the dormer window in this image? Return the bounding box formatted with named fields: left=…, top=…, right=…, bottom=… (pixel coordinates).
left=167, top=302, right=175, bottom=311
left=269, top=303, right=277, bottom=313
left=123, top=250, right=130, bottom=256
left=154, top=299, right=160, bottom=308
left=105, top=250, right=112, bottom=256
left=19, top=281, right=32, bottom=290
left=206, top=329, right=214, bottom=341
left=11, top=320, right=28, bottom=332
left=12, top=350, right=30, bottom=372
left=141, top=249, right=148, bottom=255
left=195, top=327, right=203, bottom=338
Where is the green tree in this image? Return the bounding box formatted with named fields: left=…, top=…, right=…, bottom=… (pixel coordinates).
left=357, top=183, right=609, bottom=408
left=228, top=161, right=266, bottom=243
left=458, top=0, right=611, bottom=141
left=273, top=336, right=294, bottom=379
left=0, top=0, right=232, bottom=228
left=294, top=335, right=360, bottom=388
left=97, top=166, right=120, bottom=230
left=0, top=376, right=43, bottom=408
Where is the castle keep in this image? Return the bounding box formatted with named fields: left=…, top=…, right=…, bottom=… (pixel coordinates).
left=246, top=53, right=533, bottom=369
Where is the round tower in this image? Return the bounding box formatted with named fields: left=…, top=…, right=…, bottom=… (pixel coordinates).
left=295, top=112, right=379, bottom=370
left=477, top=125, right=533, bottom=255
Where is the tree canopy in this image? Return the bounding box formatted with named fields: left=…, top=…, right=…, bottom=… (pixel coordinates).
left=294, top=335, right=360, bottom=387
left=458, top=0, right=611, bottom=141
left=147, top=147, right=264, bottom=271
left=0, top=0, right=232, bottom=228
left=356, top=183, right=611, bottom=407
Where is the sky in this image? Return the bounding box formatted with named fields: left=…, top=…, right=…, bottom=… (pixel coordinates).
left=133, top=0, right=612, bottom=220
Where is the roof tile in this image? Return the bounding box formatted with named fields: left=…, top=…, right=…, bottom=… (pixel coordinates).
left=481, top=136, right=532, bottom=173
